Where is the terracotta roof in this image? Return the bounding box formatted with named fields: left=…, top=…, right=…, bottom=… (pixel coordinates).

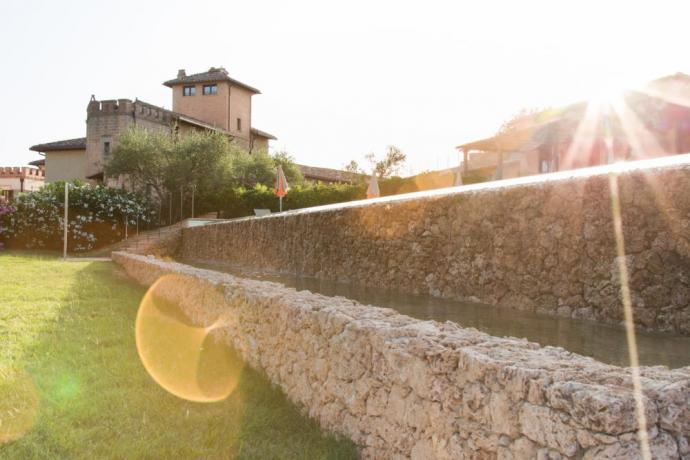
left=456, top=120, right=557, bottom=152
left=297, top=164, right=363, bottom=183
left=136, top=99, right=276, bottom=140
left=30, top=97, right=276, bottom=155
left=163, top=67, right=261, bottom=94
left=251, top=127, right=277, bottom=140
left=30, top=137, right=86, bottom=152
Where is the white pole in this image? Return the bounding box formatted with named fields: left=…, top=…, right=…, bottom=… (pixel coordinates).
left=279, top=196, right=283, bottom=212
left=191, top=185, right=195, bottom=218
left=63, top=182, right=68, bottom=259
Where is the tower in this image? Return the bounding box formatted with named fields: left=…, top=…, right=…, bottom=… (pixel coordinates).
left=163, top=67, right=261, bottom=146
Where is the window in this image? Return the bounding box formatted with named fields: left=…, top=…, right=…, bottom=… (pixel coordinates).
left=183, top=85, right=196, bottom=96
left=540, top=160, right=550, bottom=173
left=102, top=136, right=112, bottom=159
left=203, top=84, right=218, bottom=95
left=236, top=118, right=242, bottom=131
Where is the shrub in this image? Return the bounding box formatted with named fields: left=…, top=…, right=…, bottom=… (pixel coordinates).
left=219, top=168, right=490, bottom=219
left=0, top=181, right=155, bottom=252
left=221, top=182, right=364, bottom=218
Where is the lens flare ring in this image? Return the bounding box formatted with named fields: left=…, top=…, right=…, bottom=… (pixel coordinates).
left=135, top=274, right=244, bottom=403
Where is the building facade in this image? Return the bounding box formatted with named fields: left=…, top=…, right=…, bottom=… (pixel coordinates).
left=0, top=167, right=45, bottom=203
left=456, top=73, right=690, bottom=179
left=30, top=67, right=276, bottom=184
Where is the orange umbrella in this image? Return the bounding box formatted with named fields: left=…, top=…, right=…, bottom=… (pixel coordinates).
left=274, top=165, right=289, bottom=211
left=366, top=171, right=380, bottom=199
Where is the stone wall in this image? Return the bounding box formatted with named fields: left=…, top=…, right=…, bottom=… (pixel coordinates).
left=181, top=158, right=690, bottom=335
left=112, top=252, right=690, bottom=459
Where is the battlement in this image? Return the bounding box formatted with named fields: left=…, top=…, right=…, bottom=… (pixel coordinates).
left=87, top=96, right=135, bottom=115
left=133, top=99, right=174, bottom=124
left=86, top=96, right=174, bottom=125
left=0, top=167, right=45, bottom=179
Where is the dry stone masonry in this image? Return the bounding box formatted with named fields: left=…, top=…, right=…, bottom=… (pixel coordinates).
left=113, top=252, right=690, bottom=459
left=181, top=159, right=690, bottom=335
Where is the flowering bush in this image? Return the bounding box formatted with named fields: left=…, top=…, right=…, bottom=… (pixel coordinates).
left=0, top=181, right=155, bottom=252
left=0, top=203, right=13, bottom=251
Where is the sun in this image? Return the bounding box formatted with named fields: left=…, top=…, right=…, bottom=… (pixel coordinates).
left=586, top=81, right=625, bottom=110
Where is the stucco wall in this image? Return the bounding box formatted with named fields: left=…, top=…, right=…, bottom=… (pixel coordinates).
left=181, top=157, right=690, bottom=335
left=45, top=149, right=86, bottom=183
left=112, top=252, right=690, bottom=459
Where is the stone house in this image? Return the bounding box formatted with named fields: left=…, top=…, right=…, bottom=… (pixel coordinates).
left=456, top=72, right=690, bottom=179
left=30, top=67, right=276, bottom=184
left=0, top=167, right=45, bottom=203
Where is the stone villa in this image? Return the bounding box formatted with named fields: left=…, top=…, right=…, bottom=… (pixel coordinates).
left=30, top=66, right=355, bottom=186
left=457, top=72, right=690, bottom=179
left=30, top=67, right=277, bottom=185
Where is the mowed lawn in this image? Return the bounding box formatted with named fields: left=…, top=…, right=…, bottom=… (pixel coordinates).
left=0, top=253, right=357, bottom=459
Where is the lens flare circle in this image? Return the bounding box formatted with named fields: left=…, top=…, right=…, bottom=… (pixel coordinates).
left=135, top=275, right=243, bottom=403
left=0, top=368, right=40, bottom=445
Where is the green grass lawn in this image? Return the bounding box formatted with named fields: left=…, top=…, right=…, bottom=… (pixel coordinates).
left=0, top=252, right=357, bottom=459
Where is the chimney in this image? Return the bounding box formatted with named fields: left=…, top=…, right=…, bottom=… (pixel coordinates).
left=177, top=69, right=186, bottom=78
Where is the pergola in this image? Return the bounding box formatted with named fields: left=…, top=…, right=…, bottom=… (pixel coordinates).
left=455, top=120, right=558, bottom=178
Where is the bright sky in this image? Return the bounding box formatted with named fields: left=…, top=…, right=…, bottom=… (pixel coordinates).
left=1, top=0, right=688, bottom=175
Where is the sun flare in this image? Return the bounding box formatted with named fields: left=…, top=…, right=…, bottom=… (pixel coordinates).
left=135, top=275, right=244, bottom=403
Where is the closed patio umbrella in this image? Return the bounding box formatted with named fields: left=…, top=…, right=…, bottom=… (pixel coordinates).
left=366, top=171, right=380, bottom=199
left=274, top=165, right=289, bottom=211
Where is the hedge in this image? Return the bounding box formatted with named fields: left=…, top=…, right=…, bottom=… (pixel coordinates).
left=220, top=169, right=489, bottom=218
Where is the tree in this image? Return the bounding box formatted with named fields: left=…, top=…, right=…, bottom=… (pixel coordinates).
left=226, top=149, right=303, bottom=189
left=104, top=127, right=172, bottom=201
left=346, top=145, right=407, bottom=179
left=271, top=150, right=303, bottom=185
left=343, top=160, right=366, bottom=183
left=106, top=127, right=303, bottom=217
left=365, top=145, right=407, bottom=178
left=343, top=160, right=360, bottom=174
left=496, top=107, right=549, bottom=135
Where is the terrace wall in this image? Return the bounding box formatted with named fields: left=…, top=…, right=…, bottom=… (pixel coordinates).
left=181, top=157, right=690, bottom=335
left=113, top=252, right=690, bottom=459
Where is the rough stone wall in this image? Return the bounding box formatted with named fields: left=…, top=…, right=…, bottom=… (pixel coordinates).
left=86, top=100, right=134, bottom=178
left=181, top=160, right=690, bottom=335
left=85, top=98, right=175, bottom=180
left=112, top=252, right=690, bottom=459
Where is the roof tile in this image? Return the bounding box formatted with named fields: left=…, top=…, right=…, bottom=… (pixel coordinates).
left=30, top=137, right=86, bottom=152
left=163, top=67, right=261, bottom=94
